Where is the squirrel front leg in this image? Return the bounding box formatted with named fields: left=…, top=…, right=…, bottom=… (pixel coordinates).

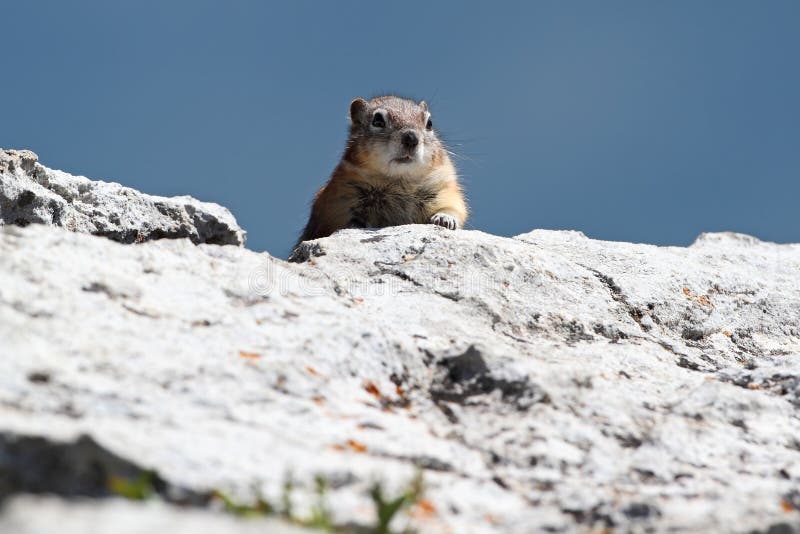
left=429, top=180, right=468, bottom=230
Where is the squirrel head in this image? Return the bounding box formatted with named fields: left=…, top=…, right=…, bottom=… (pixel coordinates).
left=345, top=95, right=446, bottom=179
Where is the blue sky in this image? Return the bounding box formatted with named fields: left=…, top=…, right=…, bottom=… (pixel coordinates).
left=3, top=1, right=799, bottom=256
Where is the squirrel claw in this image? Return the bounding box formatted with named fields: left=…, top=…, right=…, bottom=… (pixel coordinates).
left=430, top=213, right=458, bottom=230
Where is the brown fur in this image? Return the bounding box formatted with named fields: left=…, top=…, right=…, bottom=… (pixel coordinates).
left=297, top=96, right=467, bottom=245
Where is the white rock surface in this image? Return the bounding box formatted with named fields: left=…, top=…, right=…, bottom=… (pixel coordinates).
left=1, top=218, right=799, bottom=533
left=0, top=149, right=246, bottom=245
left=0, top=496, right=310, bottom=534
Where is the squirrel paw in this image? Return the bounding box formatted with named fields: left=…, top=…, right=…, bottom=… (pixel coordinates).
left=430, top=213, right=458, bottom=230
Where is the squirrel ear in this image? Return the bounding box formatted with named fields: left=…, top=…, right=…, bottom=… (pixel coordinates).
left=419, top=100, right=428, bottom=112
left=349, top=98, right=368, bottom=123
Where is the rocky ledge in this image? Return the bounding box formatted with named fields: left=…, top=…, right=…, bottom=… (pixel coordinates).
left=0, top=149, right=245, bottom=245
left=1, top=151, right=799, bottom=533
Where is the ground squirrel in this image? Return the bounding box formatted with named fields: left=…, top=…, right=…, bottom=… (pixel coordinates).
left=296, top=96, right=467, bottom=246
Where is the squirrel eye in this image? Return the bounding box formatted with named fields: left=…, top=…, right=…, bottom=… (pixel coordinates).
left=425, top=118, right=433, bottom=130
left=371, top=113, right=386, bottom=128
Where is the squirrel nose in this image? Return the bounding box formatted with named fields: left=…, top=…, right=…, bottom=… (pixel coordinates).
left=401, top=131, right=419, bottom=149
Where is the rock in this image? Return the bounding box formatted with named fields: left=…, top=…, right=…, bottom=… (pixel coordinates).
left=1, top=219, right=800, bottom=531
left=0, top=149, right=245, bottom=246
left=0, top=496, right=312, bottom=534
